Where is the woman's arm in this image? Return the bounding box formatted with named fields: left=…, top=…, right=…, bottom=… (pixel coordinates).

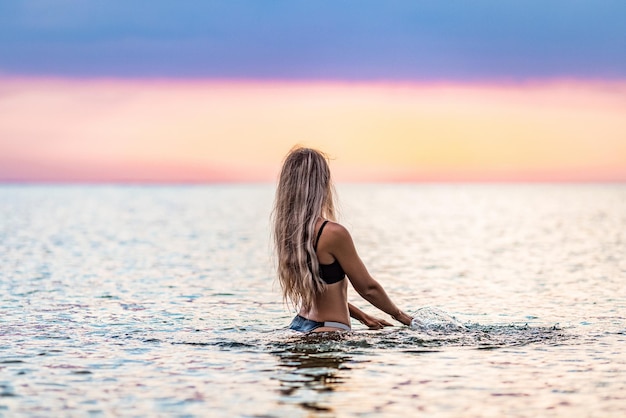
left=353, top=281, right=413, bottom=326
left=325, top=223, right=413, bottom=326
left=349, top=302, right=393, bottom=329
left=348, top=302, right=368, bottom=323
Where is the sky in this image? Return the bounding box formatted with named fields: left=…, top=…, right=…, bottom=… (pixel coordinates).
left=1, top=1, right=625, bottom=182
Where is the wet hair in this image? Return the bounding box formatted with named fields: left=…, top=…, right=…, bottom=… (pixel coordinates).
left=272, top=146, right=336, bottom=310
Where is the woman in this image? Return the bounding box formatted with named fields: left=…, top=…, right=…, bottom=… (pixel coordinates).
left=273, top=147, right=413, bottom=332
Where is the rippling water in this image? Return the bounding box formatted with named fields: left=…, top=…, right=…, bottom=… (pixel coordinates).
left=1, top=184, right=625, bottom=417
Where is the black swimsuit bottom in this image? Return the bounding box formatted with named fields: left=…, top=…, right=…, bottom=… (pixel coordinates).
left=314, top=220, right=346, bottom=284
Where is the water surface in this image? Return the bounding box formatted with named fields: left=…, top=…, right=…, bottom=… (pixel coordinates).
left=1, top=184, right=624, bottom=417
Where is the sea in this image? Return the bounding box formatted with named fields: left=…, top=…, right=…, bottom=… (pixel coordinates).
left=1, top=183, right=625, bottom=417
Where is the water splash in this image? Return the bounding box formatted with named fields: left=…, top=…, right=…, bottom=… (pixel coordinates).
left=409, top=307, right=466, bottom=332
left=162, top=321, right=573, bottom=355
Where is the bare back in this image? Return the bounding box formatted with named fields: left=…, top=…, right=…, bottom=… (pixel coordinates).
left=298, top=219, right=350, bottom=330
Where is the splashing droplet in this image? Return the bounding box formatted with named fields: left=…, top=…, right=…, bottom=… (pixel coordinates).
left=410, top=307, right=466, bottom=332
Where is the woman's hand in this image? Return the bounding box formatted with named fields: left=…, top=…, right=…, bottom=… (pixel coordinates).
left=349, top=302, right=393, bottom=330
left=360, top=314, right=393, bottom=330
left=392, top=310, right=413, bottom=326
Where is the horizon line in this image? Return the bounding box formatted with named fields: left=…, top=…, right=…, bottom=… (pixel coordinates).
left=2, top=179, right=625, bottom=186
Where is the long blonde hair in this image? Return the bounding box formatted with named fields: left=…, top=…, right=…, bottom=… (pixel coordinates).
left=272, top=147, right=336, bottom=310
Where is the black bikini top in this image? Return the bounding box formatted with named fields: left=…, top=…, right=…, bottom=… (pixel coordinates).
left=314, top=220, right=346, bottom=285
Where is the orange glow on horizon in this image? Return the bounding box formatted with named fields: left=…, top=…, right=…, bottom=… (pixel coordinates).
left=0, top=77, right=625, bottom=182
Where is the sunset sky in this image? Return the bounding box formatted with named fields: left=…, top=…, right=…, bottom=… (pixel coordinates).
left=1, top=1, right=625, bottom=182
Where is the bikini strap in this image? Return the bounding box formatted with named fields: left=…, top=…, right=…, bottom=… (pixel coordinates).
left=314, top=220, right=329, bottom=250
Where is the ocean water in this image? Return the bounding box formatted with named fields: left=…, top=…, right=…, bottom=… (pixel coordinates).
left=1, top=183, right=625, bottom=417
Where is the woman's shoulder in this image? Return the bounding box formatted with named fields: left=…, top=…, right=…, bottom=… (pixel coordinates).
left=321, top=221, right=359, bottom=256
left=322, top=220, right=352, bottom=241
